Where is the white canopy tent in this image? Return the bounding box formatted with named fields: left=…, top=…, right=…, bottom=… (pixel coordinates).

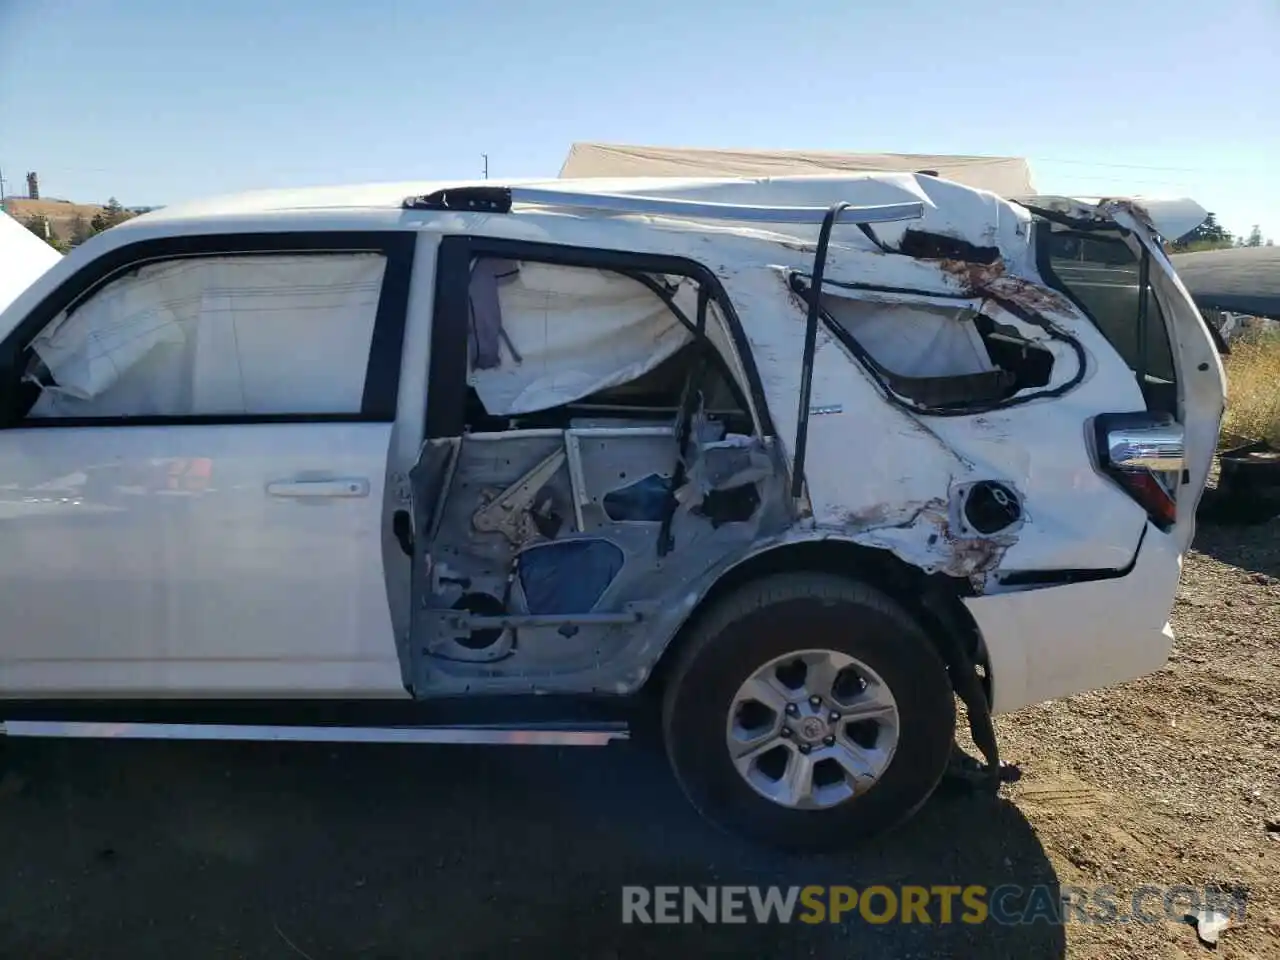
left=559, top=143, right=1035, bottom=197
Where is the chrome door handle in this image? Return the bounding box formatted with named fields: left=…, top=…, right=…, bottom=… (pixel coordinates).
left=266, top=478, right=370, bottom=498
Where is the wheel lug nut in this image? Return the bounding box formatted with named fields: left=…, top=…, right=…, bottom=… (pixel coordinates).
left=798, top=743, right=811, bottom=755
left=828, top=711, right=840, bottom=722
left=785, top=703, right=799, bottom=716
left=780, top=727, right=792, bottom=737
left=823, top=735, right=835, bottom=747
left=809, top=696, right=822, bottom=708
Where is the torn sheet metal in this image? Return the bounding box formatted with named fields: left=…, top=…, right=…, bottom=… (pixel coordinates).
left=1023, top=194, right=1208, bottom=245
left=834, top=488, right=1021, bottom=581
left=707, top=214, right=1155, bottom=580
left=666, top=404, right=773, bottom=525
left=675, top=434, right=774, bottom=519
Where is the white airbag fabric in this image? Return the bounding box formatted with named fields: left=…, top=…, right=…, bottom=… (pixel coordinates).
left=821, top=294, right=994, bottom=378
left=471, top=262, right=692, bottom=415
left=29, top=253, right=385, bottom=417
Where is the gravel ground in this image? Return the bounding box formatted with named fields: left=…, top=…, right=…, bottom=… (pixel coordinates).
left=0, top=514, right=1276, bottom=959
left=995, top=511, right=1280, bottom=959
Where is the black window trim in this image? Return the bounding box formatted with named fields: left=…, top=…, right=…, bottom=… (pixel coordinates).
left=426, top=236, right=776, bottom=440
left=0, top=230, right=417, bottom=429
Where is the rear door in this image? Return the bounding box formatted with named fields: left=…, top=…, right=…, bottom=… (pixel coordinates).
left=0, top=231, right=417, bottom=698
left=1105, top=205, right=1227, bottom=549
left=1036, top=201, right=1227, bottom=551
left=405, top=238, right=769, bottom=688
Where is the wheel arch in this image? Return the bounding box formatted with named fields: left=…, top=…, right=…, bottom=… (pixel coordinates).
left=645, top=537, right=992, bottom=703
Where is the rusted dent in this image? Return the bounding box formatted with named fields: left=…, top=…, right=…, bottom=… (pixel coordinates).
left=935, top=256, right=1076, bottom=319
left=939, top=485, right=1018, bottom=584
left=939, top=256, right=1006, bottom=296
left=986, top=276, right=1076, bottom=317
left=899, top=230, right=999, bottom=265
left=938, top=535, right=1007, bottom=580
left=843, top=498, right=942, bottom=532
left=840, top=493, right=1011, bottom=586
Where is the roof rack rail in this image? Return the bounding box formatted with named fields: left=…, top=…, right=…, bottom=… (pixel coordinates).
left=403, top=185, right=925, bottom=227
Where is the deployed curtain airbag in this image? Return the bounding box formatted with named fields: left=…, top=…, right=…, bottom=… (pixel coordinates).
left=27, top=253, right=386, bottom=417
left=468, top=260, right=693, bottom=416
left=821, top=294, right=996, bottom=379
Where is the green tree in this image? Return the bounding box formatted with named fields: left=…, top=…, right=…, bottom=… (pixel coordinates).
left=21, top=214, right=68, bottom=253
left=68, top=213, right=94, bottom=245
left=22, top=213, right=51, bottom=241
left=90, top=197, right=132, bottom=234
left=1172, top=211, right=1236, bottom=251
left=1244, top=224, right=1264, bottom=247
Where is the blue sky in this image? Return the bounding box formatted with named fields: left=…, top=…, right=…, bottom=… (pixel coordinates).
left=2, top=0, right=1277, bottom=238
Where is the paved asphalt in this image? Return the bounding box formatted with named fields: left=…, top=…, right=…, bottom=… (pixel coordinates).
left=0, top=736, right=1064, bottom=958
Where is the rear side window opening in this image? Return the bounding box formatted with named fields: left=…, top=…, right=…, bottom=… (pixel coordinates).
left=787, top=271, right=1084, bottom=417
left=1037, top=223, right=1178, bottom=415
left=820, top=294, right=1055, bottom=406
left=791, top=274, right=1060, bottom=414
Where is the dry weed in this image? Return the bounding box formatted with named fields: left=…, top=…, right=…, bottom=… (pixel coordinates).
left=1222, top=331, right=1280, bottom=446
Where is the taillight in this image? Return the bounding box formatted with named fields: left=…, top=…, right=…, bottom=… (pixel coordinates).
left=1094, top=413, right=1184, bottom=529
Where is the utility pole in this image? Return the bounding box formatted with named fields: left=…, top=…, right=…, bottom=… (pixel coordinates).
left=0, top=165, right=7, bottom=212
left=482, top=154, right=489, bottom=180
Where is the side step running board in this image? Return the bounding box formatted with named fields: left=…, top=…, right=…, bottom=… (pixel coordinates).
left=0, top=720, right=628, bottom=747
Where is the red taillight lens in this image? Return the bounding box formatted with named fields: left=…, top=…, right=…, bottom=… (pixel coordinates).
left=1095, top=414, right=1184, bottom=530
left=1114, top=469, right=1178, bottom=527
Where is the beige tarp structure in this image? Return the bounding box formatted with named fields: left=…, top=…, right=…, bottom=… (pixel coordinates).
left=559, top=143, right=1035, bottom=197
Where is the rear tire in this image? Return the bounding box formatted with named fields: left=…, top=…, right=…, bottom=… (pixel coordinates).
left=661, top=572, right=955, bottom=851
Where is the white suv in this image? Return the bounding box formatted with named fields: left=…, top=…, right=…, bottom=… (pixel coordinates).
left=0, top=175, right=1225, bottom=848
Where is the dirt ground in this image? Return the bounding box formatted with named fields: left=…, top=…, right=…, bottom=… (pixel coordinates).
left=996, top=509, right=1280, bottom=959
left=0, top=513, right=1276, bottom=959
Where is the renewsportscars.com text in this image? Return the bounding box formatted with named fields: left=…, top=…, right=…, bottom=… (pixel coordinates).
left=621, top=884, right=1247, bottom=926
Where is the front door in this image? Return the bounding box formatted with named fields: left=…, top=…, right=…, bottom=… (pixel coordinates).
left=0, top=234, right=416, bottom=698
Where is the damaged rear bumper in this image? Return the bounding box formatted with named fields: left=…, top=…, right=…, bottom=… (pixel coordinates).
left=968, top=523, right=1181, bottom=714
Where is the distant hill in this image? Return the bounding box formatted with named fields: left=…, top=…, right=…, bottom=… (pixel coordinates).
left=2, top=197, right=153, bottom=244
left=2, top=197, right=111, bottom=243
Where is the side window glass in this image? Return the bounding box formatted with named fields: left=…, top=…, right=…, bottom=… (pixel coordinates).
left=23, top=253, right=387, bottom=419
